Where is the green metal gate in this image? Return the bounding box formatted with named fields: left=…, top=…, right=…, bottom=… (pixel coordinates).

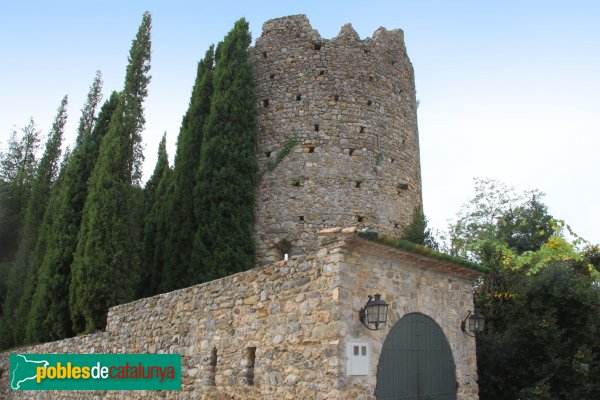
left=375, top=313, right=457, bottom=400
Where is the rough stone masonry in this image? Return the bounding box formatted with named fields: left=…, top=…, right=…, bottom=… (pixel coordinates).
left=0, top=15, right=481, bottom=400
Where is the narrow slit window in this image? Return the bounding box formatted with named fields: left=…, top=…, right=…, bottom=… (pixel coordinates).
left=349, top=148, right=356, bottom=156
left=296, top=94, right=302, bottom=101
left=299, top=216, right=305, bottom=222
left=334, top=94, right=339, bottom=101
left=245, top=347, right=256, bottom=386
left=391, top=60, right=395, bottom=66
left=209, top=348, right=217, bottom=386
left=314, top=124, right=319, bottom=132
left=263, top=99, right=269, bottom=108
left=262, top=51, right=268, bottom=58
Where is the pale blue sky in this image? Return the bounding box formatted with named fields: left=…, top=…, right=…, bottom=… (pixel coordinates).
left=1, top=1, right=598, bottom=243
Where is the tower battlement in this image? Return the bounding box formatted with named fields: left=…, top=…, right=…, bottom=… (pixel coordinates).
left=252, top=15, right=422, bottom=264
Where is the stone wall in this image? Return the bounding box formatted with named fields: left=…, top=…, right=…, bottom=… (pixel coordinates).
left=252, top=15, right=423, bottom=264
left=1, top=232, right=480, bottom=399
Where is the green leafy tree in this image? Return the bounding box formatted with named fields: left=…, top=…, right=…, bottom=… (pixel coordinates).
left=140, top=135, right=172, bottom=297
left=0, top=119, right=42, bottom=264
left=161, top=46, right=214, bottom=292
left=400, top=206, right=439, bottom=250
left=70, top=12, right=151, bottom=333
left=477, top=264, right=600, bottom=400
left=26, top=75, right=109, bottom=343
left=192, top=18, right=258, bottom=283
left=1, top=97, right=67, bottom=347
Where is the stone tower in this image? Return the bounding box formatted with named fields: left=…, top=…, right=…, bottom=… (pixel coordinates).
left=252, top=15, right=422, bottom=264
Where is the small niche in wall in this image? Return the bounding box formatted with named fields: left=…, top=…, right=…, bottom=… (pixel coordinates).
left=319, top=69, right=326, bottom=76
left=334, top=94, right=340, bottom=101
left=390, top=157, right=395, bottom=163
left=391, top=60, right=396, bottom=66
left=303, top=145, right=315, bottom=153
left=369, top=75, right=374, bottom=82
left=298, top=215, right=305, bottom=222
left=367, top=99, right=373, bottom=106
left=359, top=126, right=366, bottom=133
left=314, top=124, right=319, bottom=132
left=397, top=182, right=409, bottom=194
left=269, top=73, right=276, bottom=80
left=263, top=99, right=269, bottom=108
left=265, top=151, right=272, bottom=158
left=357, top=215, right=367, bottom=223
left=363, top=49, right=371, bottom=55
left=209, top=348, right=217, bottom=386
left=275, top=239, right=292, bottom=261
left=245, top=347, right=256, bottom=386
left=296, top=94, right=302, bottom=101
left=355, top=181, right=362, bottom=188
left=314, top=43, right=322, bottom=51
left=394, top=222, right=400, bottom=229
left=348, top=148, right=356, bottom=156
left=262, top=51, right=268, bottom=58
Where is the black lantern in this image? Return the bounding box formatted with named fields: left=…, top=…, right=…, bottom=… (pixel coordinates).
left=461, top=310, right=485, bottom=337
left=359, top=294, right=389, bottom=330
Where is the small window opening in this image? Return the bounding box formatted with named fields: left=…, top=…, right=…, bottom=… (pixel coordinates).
left=269, top=73, right=276, bottom=80
left=355, top=181, right=362, bottom=188
left=359, top=126, right=366, bottom=133
left=263, top=99, right=269, bottom=108
left=357, top=216, right=366, bottom=223
left=262, top=51, right=268, bottom=58
left=349, top=148, right=356, bottom=156
left=314, top=124, right=319, bottom=132
left=304, top=145, right=315, bottom=153
left=209, top=348, right=217, bottom=386
left=275, top=239, right=291, bottom=261
left=394, top=223, right=400, bottom=229
left=334, top=94, right=340, bottom=101
left=319, top=70, right=326, bottom=76
left=398, top=182, right=409, bottom=190
left=390, top=157, right=395, bottom=163
left=245, top=347, right=256, bottom=386
left=367, top=100, right=373, bottom=106
left=265, top=151, right=272, bottom=158
left=299, top=215, right=305, bottom=222
left=314, top=43, right=322, bottom=51
left=296, top=94, right=302, bottom=101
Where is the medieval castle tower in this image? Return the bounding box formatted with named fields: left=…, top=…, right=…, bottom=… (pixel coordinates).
left=251, top=15, right=423, bottom=264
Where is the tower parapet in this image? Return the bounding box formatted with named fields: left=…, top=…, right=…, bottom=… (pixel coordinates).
left=252, top=15, right=422, bottom=264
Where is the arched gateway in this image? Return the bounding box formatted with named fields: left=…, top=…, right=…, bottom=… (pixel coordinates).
left=375, top=313, right=457, bottom=400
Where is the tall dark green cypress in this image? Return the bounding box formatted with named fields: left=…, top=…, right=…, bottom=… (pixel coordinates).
left=161, top=46, right=214, bottom=292
left=70, top=12, right=151, bottom=333
left=27, top=77, right=112, bottom=343
left=192, top=19, right=257, bottom=282
left=3, top=96, right=67, bottom=346
left=139, top=134, right=172, bottom=297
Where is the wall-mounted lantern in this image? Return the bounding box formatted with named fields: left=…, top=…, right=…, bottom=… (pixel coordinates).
left=359, top=294, right=389, bottom=330
left=461, top=310, right=485, bottom=337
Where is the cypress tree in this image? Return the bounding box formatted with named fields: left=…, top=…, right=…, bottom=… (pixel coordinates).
left=192, top=19, right=258, bottom=282
left=161, top=46, right=214, bottom=292
left=140, top=135, right=172, bottom=296
left=2, top=96, right=67, bottom=346
left=27, top=77, right=112, bottom=343
left=70, top=12, right=152, bottom=333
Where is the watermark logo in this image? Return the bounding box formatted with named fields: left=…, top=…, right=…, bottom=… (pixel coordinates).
left=10, top=354, right=181, bottom=390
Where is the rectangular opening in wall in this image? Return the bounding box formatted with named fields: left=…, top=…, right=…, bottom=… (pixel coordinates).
left=209, top=348, right=217, bottom=386
left=334, top=94, right=339, bottom=101
left=360, top=126, right=366, bottom=133
left=314, top=43, right=322, bottom=51
left=245, top=347, right=256, bottom=386
left=262, top=51, right=268, bottom=58
left=314, top=124, right=319, bottom=132
left=319, top=70, right=326, bottom=76
left=367, top=99, right=373, bottom=106
left=263, top=99, right=269, bottom=108
left=296, top=94, right=302, bottom=101
left=269, top=73, right=276, bottom=80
